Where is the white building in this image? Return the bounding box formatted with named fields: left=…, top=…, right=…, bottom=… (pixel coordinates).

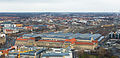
left=0, top=33, right=6, bottom=37
left=42, top=48, right=72, bottom=58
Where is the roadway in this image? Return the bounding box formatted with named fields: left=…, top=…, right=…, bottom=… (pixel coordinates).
left=0, top=35, right=16, bottom=50
left=79, top=25, right=118, bottom=36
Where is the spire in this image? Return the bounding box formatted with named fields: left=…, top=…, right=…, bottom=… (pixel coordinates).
left=91, top=31, right=93, bottom=34
left=90, top=31, right=93, bottom=41
left=91, top=37, right=94, bottom=41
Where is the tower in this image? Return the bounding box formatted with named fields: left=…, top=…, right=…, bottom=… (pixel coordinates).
left=91, top=37, right=94, bottom=41
left=90, top=31, right=94, bottom=41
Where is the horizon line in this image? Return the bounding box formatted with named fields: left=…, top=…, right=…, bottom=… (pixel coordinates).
left=0, top=11, right=120, bottom=13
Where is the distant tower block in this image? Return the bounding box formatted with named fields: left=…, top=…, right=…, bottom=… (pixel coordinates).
left=117, top=11, right=119, bottom=16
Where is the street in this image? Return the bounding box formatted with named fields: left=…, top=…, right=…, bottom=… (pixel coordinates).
left=0, top=35, right=16, bottom=50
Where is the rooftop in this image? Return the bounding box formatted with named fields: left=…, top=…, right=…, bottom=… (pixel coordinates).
left=42, top=53, right=69, bottom=57
left=9, top=47, right=46, bottom=56
left=42, top=48, right=71, bottom=57
left=22, top=32, right=101, bottom=40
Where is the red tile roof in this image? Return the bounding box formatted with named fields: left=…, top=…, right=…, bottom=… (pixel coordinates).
left=16, top=38, right=28, bottom=41
left=0, top=26, right=2, bottom=28
left=5, top=29, right=13, bottom=31
left=75, top=42, right=94, bottom=45
left=92, top=40, right=98, bottom=43
left=2, top=50, right=8, bottom=53
left=16, top=37, right=97, bottom=45
left=65, top=38, right=77, bottom=44
left=29, top=37, right=35, bottom=40
left=26, top=26, right=33, bottom=29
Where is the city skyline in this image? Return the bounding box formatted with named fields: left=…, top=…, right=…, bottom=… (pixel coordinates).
left=0, top=0, right=120, bottom=12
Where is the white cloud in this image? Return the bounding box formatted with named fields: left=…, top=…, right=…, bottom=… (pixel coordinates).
left=0, top=0, right=120, bottom=12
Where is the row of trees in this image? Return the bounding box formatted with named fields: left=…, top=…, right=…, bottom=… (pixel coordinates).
left=77, top=47, right=119, bottom=58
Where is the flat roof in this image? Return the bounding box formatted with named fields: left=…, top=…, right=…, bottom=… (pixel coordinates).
left=42, top=53, right=69, bottom=57
left=22, top=32, right=101, bottom=40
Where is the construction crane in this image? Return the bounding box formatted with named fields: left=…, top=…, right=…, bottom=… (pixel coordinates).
left=0, top=46, right=16, bottom=57
left=17, top=48, right=34, bottom=58
left=101, top=24, right=114, bottom=27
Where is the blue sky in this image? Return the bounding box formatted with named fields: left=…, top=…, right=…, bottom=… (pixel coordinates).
left=0, top=0, right=120, bottom=12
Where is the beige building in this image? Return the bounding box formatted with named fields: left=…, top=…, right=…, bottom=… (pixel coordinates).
left=15, top=37, right=98, bottom=50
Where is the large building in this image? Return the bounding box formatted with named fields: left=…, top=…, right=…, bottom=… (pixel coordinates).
left=42, top=48, right=72, bottom=58
left=22, top=32, right=101, bottom=42
left=15, top=32, right=102, bottom=50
